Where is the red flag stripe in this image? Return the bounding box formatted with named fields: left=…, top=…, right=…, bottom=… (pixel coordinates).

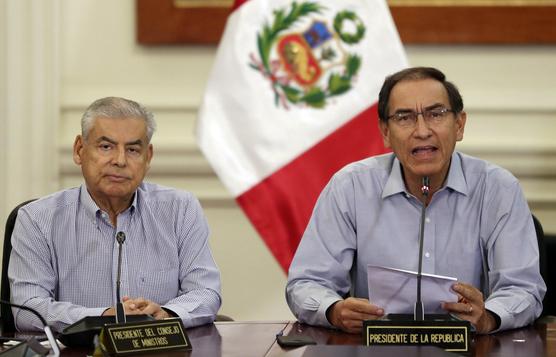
left=236, top=105, right=389, bottom=272
left=232, top=0, right=249, bottom=12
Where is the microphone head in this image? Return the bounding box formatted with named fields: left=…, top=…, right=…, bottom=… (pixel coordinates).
left=116, top=231, right=126, bottom=244
left=421, top=176, right=430, bottom=196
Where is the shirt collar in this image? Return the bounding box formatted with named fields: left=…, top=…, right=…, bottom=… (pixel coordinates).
left=444, top=152, right=468, bottom=195
left=382, top=152, right=468, bottom=199
left=382, top=156, right=406, bottom=199
left=79, top=184, right=139, bottom=224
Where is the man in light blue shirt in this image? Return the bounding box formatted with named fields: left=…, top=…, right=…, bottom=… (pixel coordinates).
left=286, top=67, right=545, bottom=334
left=9, top=97, right=221, bottom=332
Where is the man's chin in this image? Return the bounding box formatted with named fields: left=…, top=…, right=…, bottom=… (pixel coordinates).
left=406, top=164, right=443, bottom=181
left=407, top=152, right=451, bottom=176
left=99, top=186, right=135, bottom=199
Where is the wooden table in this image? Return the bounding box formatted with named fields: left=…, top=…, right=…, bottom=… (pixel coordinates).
left=3, top=318, right=556, bottom=356
left=267, top=317, right=556, bottom=356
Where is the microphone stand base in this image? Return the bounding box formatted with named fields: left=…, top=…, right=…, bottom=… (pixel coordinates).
left=363, top=314, right=471, bottom=353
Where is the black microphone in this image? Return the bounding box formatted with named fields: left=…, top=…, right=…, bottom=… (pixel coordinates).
left=414, top=176, right=430, bottom=321
left=0, top=299, right=60, bottom=356
left=115, top=231, right=126, bottom=324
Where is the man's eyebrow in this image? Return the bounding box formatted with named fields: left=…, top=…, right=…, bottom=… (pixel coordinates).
left=393, top=103, right=445, bottom=113
left=125, top=139, right=144, bottom=146
left=96, top=137, right=144, bottom=146
left=392, top=108, right=414, bottom=113
left=423, top=103, right=445, bottom=110
left=96, top=136, right=117, bottom=145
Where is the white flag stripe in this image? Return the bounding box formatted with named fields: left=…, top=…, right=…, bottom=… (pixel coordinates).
left=197, top=0, right=407, bottom=196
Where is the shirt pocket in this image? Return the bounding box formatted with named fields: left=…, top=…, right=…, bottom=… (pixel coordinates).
left=137, top=268, right=179, bottom=304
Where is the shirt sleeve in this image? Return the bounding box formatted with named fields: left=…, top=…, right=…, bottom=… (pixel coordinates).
left=482, top=179, right=546, bottom=332
left=286, top=174, right=357, bottom=327
left=9, top=208, right=107, bottom=333
left=161, top=195, right=222, bottom=328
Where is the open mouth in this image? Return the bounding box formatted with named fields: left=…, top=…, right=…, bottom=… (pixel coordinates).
left=411, top=146, right=438, bottom=157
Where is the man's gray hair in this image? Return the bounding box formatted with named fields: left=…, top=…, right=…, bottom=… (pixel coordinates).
left=81, top=97, right=156, bottom=142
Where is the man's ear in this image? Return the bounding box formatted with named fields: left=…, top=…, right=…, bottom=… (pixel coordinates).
left=379, top=120, right=392, bottom=148
left=73, top=135, right=84, bottom=165
left=145, top=144, right=153, bottom=170
left=456, top=111, right=467, bottom=142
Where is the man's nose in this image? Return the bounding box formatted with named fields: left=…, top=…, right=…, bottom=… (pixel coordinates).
left=413, top=114, right=432, bottom=138
left=112, top=147, right=126, bottom=167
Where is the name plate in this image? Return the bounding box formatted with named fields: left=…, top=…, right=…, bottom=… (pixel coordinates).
left=363, top=319, right=471, bottom=353
left=95, top=318, right=191, bottom=355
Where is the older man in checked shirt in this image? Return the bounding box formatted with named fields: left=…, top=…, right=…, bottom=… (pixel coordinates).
left=9, top=97, right=221, bottom=332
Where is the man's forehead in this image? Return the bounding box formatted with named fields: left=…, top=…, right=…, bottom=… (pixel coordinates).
left=91, top=116, right=146, bottom=130
left=94, top=135, right=145, bottom=146
left=389, top=78, right=449, bottom=106
left=88, top=117, right=148, bottom=140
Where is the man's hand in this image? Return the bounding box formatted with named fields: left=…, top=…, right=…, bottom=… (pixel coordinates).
left=442, top=283, right=497, bottom=334
left=124, top=297, right=173, bottom=319
left=102, top=296, right=173, bottom=320
left=327, top=297, right=384, bottom=334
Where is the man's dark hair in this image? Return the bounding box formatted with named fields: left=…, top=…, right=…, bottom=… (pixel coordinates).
left=377, top=67, right=464, bottom=123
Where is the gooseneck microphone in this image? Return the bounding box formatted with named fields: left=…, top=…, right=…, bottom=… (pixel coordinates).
left=115, top=231, right=126, bottom=324
left=0, top=299, right=60, bottom=356
left=414, top=176, right=430, bottom=321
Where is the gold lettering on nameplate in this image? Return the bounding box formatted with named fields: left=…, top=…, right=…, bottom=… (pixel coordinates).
left=363, top=321, right=470, bottom=353
left=102, top=318, right=192, bottom=355
left=141, top=337, right=169, bottom=347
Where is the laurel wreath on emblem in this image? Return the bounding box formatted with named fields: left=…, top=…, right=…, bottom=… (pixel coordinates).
left=249, top=2, right=366, bottom=109
left=334, top=10, right=365, bottom=44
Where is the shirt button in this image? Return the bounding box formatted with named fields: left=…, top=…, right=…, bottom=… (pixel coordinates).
left=425, top=217, right=431, bottom=223
left=425, top=252, right=430, bottom=258
left=405, top=194, right=411, bottom=198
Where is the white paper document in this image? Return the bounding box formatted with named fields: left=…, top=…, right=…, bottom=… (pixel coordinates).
left=367, top=265, right=458, bottom=314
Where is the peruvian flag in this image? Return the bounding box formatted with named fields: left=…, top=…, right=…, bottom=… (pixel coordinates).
left=197, top=0, right=407, bottom=272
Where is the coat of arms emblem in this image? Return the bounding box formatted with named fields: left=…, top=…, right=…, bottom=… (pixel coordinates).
left=249, top=1, right=366, bottom=109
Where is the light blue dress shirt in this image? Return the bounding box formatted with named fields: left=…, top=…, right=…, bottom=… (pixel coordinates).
left=9, top=182, right=221, bottom=332
left=286, top=152, right=545, bottom=332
